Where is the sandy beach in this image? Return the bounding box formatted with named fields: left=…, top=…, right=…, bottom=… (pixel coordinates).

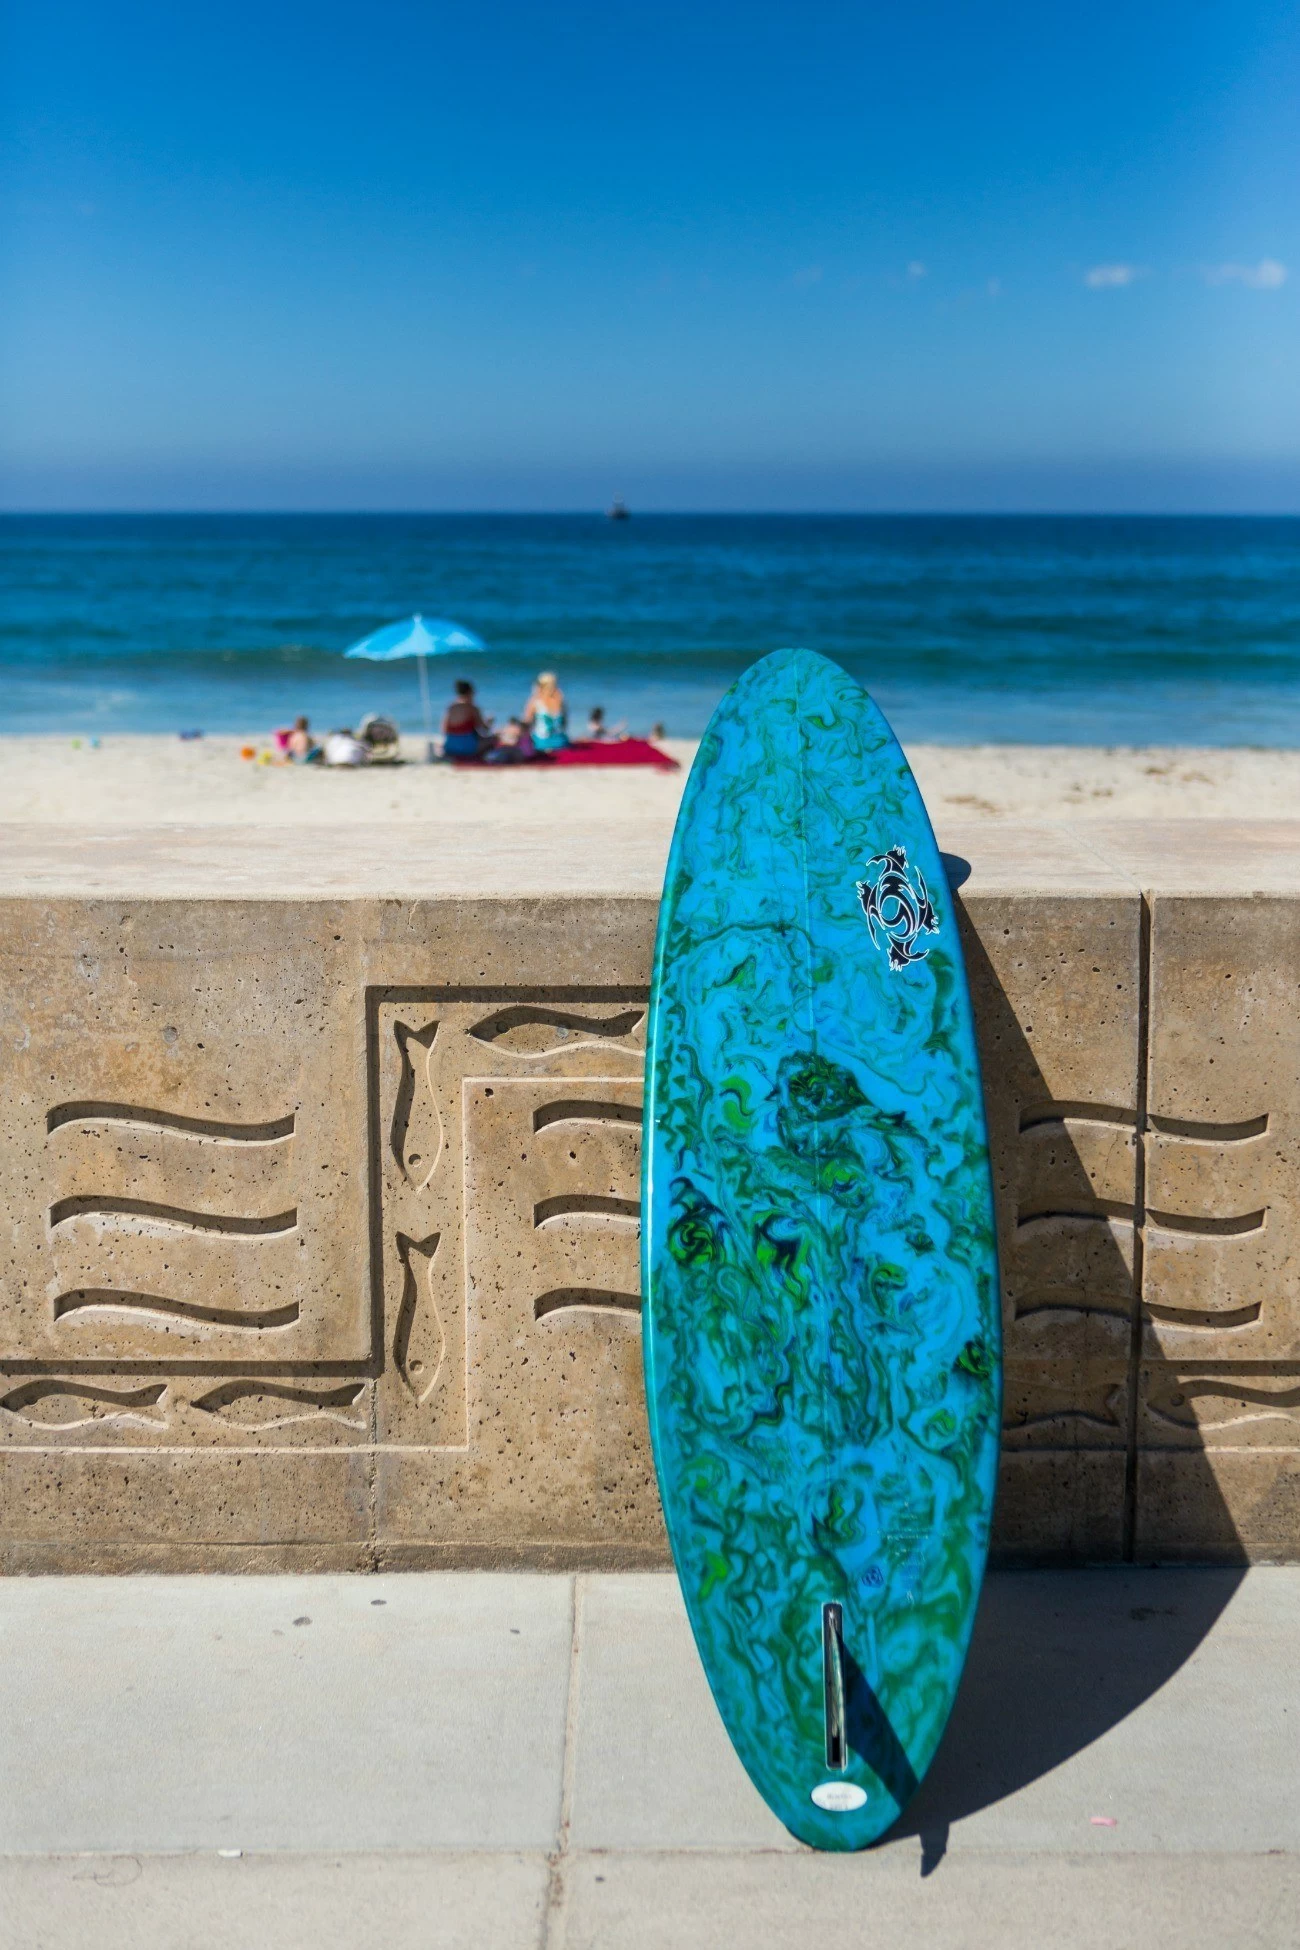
left=0, top=733, right=1293, bottom=830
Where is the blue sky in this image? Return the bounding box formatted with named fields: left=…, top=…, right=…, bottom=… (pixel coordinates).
left=3, top=0, right=1298, bottom=510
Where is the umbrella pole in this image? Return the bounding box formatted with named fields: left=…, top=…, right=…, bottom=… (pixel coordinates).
left=417, top=647, right=435, bottom=762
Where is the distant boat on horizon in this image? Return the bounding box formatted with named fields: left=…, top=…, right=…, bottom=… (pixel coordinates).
left=607, top=499, right=631, bottom=521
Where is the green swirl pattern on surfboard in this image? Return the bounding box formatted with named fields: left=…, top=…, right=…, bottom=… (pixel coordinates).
left=642, top=647, right=1001, bottom=1851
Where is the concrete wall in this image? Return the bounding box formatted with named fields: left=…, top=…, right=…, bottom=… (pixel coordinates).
left=0, top=821, right=1296, bottom=1571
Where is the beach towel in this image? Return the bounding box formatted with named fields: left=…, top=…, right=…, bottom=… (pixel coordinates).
left=450, top=737, right=678, bottom=771
left=553, top=738, right=678, bottom=770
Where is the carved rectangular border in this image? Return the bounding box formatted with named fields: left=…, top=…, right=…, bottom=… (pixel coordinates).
left=367, top=984, right=649, bottom=1453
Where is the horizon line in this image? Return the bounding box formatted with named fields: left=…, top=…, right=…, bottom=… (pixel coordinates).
left=5, top=507, right=1300, bottom=520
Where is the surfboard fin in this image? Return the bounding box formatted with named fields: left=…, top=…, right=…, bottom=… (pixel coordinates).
left=822, top=1601, right=847, bottom=1771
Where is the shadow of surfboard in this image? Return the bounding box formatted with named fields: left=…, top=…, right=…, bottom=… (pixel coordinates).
left=887, top=888, right=1246, bottom=1868
left=893, top=1565, right=1243, bottom=1867
left=843, top=1639, right=921, bottom=1811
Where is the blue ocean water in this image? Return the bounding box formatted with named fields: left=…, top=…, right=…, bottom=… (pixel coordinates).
left=1, top=514, right=1298, bottom=744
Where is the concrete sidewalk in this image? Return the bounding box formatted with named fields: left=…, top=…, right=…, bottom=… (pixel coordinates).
left=1, top=1569, right=1296, bottom=1948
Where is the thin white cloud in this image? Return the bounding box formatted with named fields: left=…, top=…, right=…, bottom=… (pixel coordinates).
left=1203, top=258, right=1287, bottom=290
left=1085, top=263, right=1146, bottom=289
left=906, top=260, right=927, bottom=280
left=792, top=264, right=823, bottom=288
left=986, top=277, right=1002, bottom=298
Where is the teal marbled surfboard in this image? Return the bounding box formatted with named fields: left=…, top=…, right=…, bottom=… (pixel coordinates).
left=641, top=647, right=1001, bottom=1852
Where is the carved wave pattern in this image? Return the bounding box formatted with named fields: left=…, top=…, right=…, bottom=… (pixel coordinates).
left=1013, top=1106, right=1270, bottom=1333
left=47, top=1100, right=300, bottom=1331
left=531, top=1099, right=643, bottom=1317
left=47, top=1103, right=295, bottom=1142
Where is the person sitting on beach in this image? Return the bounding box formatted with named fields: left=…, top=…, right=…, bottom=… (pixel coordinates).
left=485, top=716, right=535, bottom=765
left=323, top=727, right=368, bottom=766
left=523, top=671, right=568, bottom=752
left=585, top=706, right=628, bottom=742
left=357, top=713, right=400, bottom=759
left=442, top=679, right=493, bottom=758
left=287, top=715, right=322, bottom=762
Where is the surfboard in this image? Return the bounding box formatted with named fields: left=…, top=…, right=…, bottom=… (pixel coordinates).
left=641, top=647, right=1001, bottom=1851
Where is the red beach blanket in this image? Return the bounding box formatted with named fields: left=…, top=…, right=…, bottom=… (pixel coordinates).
left=553, top=738, right=679, bottom=770
left=451, top=738, right=679, bottom=771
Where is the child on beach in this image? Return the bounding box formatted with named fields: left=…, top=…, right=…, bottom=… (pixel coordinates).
left=287, top=716, right=321, bottom=761
left=585, top=706, right=628, bottom=741
left=485, top=717, right=534, bottom=764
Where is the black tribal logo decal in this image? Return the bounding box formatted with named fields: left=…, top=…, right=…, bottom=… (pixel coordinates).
left=856, top=847, right=939, bottom=970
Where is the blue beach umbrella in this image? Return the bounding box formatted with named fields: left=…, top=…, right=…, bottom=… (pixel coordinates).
left=343, top=614, right=487, bottom=760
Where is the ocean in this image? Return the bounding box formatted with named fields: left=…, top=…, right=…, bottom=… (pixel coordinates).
left=1, top=514, right=1298, bottom=745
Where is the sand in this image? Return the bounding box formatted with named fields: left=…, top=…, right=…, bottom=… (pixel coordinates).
left=0, top=734, right=1294, bottom=830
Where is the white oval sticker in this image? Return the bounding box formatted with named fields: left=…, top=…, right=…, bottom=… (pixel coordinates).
left=811, top=1781, right=868, bottom=1813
